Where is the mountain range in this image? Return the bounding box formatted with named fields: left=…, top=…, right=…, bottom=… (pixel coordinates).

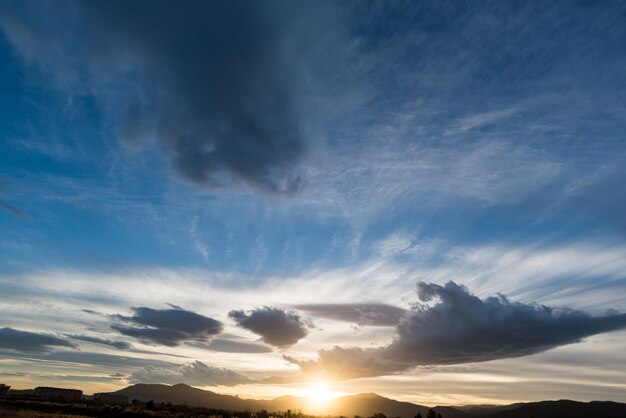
left=114, top=383, right=626, bottom=418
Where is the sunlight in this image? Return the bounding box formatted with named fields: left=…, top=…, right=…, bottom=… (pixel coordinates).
left=304, top=382, right=340, bottom=404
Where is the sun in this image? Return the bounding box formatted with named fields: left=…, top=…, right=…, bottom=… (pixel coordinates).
left=304, top=382, right=339, bottom=404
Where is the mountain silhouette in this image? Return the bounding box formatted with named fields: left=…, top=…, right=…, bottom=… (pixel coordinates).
left=267, top=392, right=463, bottom=418
left=115, top=384, right=460, bottom=417
left=478, top=399, right=626, bottom=418
left=114, top=384, right=626, bottom=418
left=116, top=383, right=263, bottom=411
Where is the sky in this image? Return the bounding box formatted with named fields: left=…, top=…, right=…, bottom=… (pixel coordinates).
left=1, top=0, right=626, bottom=407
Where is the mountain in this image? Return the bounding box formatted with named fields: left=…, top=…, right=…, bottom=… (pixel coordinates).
left=114, top=384, right=626, bottom=418
left=480, top=399, right=626, bottom=418
left=453, top=405, right=514, bottom=416
left=115, top=384, right=458, bottom=417
left=264, top=392, right=464, bottom=418
left=116, top=383, right=264, bottom=411
left=323, top=393, right=464, bottom=418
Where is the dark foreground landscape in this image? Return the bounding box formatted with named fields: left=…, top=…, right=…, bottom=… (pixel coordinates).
left=2, top=383, right=626, bottom=418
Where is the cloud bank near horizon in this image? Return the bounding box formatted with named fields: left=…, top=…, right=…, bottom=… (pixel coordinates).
left=287, top=282, right=626, bottom=379
left=3, top=278, right=626, bottom=388
left=129, top=361, right=252, bottom=387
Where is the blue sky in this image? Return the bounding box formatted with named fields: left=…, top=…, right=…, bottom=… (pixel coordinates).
left=1, top=0, right=626, bottom=405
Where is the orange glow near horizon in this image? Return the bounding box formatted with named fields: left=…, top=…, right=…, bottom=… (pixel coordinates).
left=303, top=382, right=342, bottom=404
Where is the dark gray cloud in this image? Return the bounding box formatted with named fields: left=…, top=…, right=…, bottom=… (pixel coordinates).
left=294, top=303, right=407, bottom=326
left=0, top=327, right=75, bottom=352
left=81, top=309, right=100, bottom=315
left=129, top=360, right=252, bottom=387
left=229, top=307, right=308, bottom=347
left=288, top=282, right=626, bottom=379
left=0, top=1, right=308, bottom=193
left=390, top=282, right=626, bottom=365
left=112, top=306, right=222, bottom=347
left=66, top=334, right=131, bottom=350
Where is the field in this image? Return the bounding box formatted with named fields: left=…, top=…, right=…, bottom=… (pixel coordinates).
left=0, top=398, right=299, bottom=418
left=0, top=404, right=90, bottom=417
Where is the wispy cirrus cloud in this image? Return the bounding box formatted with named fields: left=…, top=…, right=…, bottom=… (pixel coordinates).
left=444, top=108, right=519, bottom=136
left=191, top=338, right=273, bottom=354
left=294, top=304, right=407, bottom=327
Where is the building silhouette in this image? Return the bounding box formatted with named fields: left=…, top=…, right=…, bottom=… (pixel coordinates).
left=34, top=386, right=82, bottom=401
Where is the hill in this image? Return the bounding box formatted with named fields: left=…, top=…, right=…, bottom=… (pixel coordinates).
left=481, top=399, right=626, bottom=418
left=263, top=392, right=464, bottom=418
left=114, top=384, right=626, bottom=418
left=324, top=393, right=463, bottom=418
left=115, top=384, right=458, bottom=417
left=116, top=383, right=264, bottom=411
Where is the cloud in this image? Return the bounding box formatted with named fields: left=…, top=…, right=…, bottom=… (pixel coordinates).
left=0, top=371, right=28, bottom=377
left=0, top=327, right=75, bottom=352
left=288, top=282, right=626, bottom=379
left=112, top=306, right=222, bottom=346
left=190, top=338, right=272, bottom=354
left=0, top=1, right=307, bottom=193
left=389, top=282, right=626, bottom=364
left=444, top=108, right=519, bottom=136
left=42, top=373, right=125, bottom=383
left=284, top=347, right=406, bottom=380
left=66, top=334, right=131, bottom=350
left=81, top=309, right=100, bottom=315
left=294, top=303, right=407, bottom=326
left=229, top=306, right=308, bottom=347
left=129, top=361, right=252, bottom=387
left=0, top=202, right=30, bottom=220
left=0, top=349, right=178, bottom=370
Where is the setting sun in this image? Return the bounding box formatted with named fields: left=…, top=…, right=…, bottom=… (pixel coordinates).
left=304, top=382, right=341, bottom=404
